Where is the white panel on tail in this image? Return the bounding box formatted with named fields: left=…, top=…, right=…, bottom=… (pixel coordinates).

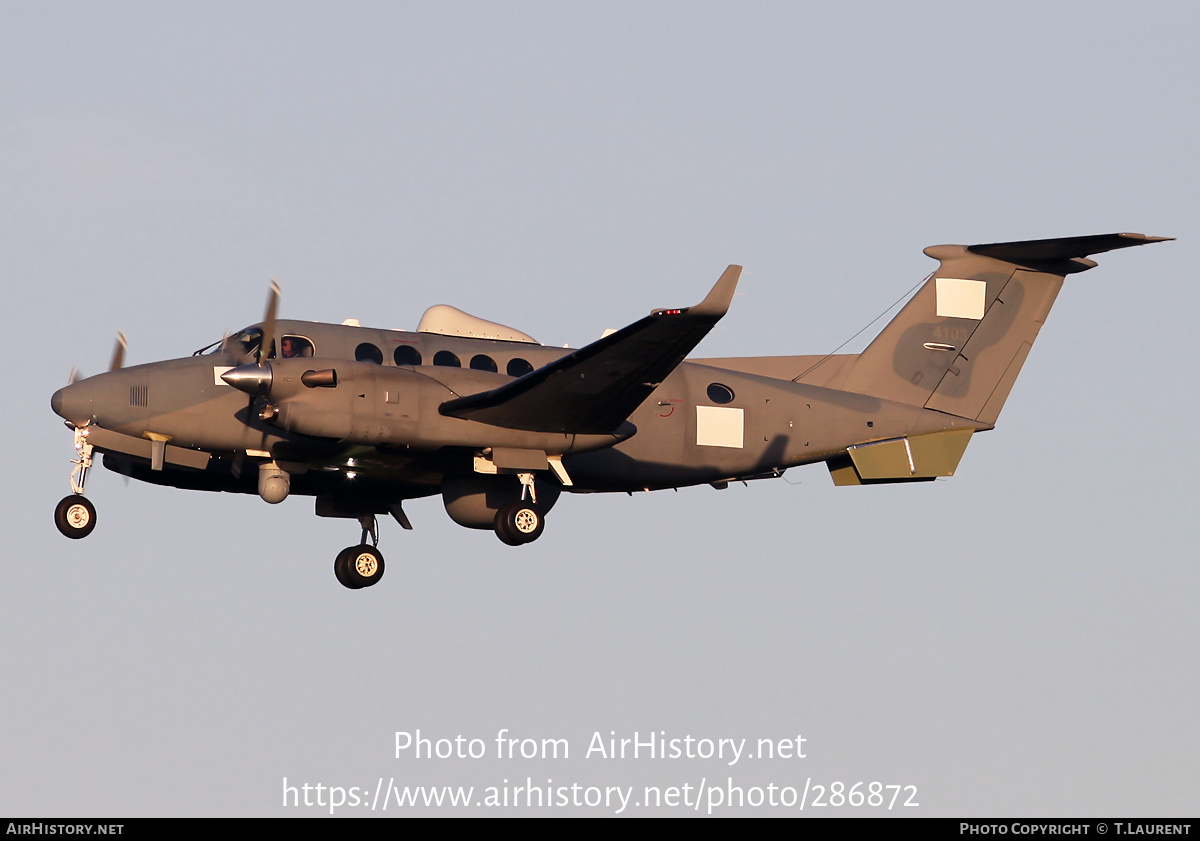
left=935, top=278, right=986, bottom=319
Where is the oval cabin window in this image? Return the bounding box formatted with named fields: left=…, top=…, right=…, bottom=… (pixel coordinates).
left=507, top=358, right=534, bottom=377
left=394, top=345, right=422, bottom=366
left=355, top=343, right=383, bottom=364
left=470, top=354, right=498, bottom=372
left=706, top=383, right=735, bottom=404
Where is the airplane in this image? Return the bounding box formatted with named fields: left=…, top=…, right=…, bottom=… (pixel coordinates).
left=50, top=232, right=1170, bottom=589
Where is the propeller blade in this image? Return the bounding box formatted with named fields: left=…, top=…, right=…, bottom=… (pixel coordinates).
left=68, top=367, right=80, bottom=385
left=257, top=280, right=280, bottom=366
left=109, top=331, right=127, bottom=372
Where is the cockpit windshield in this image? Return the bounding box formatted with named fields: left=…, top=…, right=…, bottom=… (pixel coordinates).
left=192, top=328, right=315, bottom=360
left=228, top=327, right=265, bottom=358
left=192, top=337, right=224, bottom=356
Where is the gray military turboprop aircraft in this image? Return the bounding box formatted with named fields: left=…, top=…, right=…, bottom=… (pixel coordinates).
left=51, top=232, right=1169, bottom=589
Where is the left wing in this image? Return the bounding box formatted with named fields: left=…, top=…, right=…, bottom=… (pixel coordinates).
left=439, top=266, right=741, bottom=434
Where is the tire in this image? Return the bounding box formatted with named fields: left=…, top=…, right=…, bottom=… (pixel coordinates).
left=55, top=495, right=96, bottom=539
left=494, top=504, right=544, bottom=545
left=342, top=545, right=385, bottom=588
left=493, top=509, right=522, bottom=545
left=334, top=547, right=362, bottom=589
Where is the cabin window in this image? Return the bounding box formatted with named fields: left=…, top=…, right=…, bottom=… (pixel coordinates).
left=279, top=335, right=315, bottom=359
left=433, top=350, right=461, bottom=368
left=394, top=345, right=422, bottom=366
left=706, top=383, right=735, bottom=404
left=507, top=357, right=534, bottom=377
left=470, top=354, right=498, bottom=373
left=355, top=343, right=383, bottom=364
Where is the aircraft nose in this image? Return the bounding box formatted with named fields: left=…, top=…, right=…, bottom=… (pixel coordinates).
left=51, top=383, right=91, bottom=424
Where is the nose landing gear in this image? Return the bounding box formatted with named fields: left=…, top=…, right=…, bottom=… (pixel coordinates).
left=55, top=425, right=97, bottom=539
left=55, top=494, right=97, bottom=539
left=334, top=515, right=386, bottom=589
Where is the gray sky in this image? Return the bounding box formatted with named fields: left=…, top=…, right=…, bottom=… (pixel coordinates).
left=3, top=1, right=1196, bottom=816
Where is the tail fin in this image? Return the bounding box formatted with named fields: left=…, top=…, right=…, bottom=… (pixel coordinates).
left=840, top=233, right=1170, bottom=425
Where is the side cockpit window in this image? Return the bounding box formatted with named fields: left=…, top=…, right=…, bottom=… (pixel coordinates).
left=279, top=335, right=315, bottom=358
left=221, top=329, right=316, bottom=360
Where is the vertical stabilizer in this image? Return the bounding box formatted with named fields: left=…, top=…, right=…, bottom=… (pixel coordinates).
left=840, top=233, right=1170, bottom=425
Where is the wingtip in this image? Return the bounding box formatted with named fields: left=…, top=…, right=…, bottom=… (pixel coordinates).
left=1118, top=232, right=1174, bottom=244
left=690, top=264, right=742, bottom=317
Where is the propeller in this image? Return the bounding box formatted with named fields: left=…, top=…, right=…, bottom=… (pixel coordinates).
left=222, top=280, right=283, bottom=414
left=67, top=331, right=127, bottom=384
left=109, top=331, right=127, bottom=372
left=222, top=280, right=337, bottom=404
left=257, top=280, right=280, bottom=366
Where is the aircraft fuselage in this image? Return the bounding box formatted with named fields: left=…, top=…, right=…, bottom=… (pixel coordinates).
left=50, top=235, right=1171, bottom=588
left=50, top=318, right=983, bottom=498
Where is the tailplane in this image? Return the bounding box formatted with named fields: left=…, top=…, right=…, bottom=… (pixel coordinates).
left=840, top=233, right=1171, bottom=425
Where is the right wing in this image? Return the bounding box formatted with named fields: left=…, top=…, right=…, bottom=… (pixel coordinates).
left=439, top=266, right=742, bottom=435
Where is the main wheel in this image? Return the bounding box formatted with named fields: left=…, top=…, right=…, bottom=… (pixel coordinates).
left=494, top=503, right=544, bottom=545
left=341, top=545, right=385, bottom=589
left=55, top=495, right=96, bottom=539
left=334, top=547, right=363, bottom=589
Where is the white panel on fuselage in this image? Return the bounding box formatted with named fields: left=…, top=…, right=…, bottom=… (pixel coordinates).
left=695, top=406, right=744, bottom=448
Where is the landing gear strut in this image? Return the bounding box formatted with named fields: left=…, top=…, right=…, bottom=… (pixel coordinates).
left=55, top=425, right=97, bottom=539
left=334, top=514, right=385, bottom=589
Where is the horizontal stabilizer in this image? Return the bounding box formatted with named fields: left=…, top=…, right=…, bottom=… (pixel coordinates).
left=440, top=266, right=742, bottom=434
left=828, top=429, right=973, bottom=486
left=967, top=232, right=1173, bottom=268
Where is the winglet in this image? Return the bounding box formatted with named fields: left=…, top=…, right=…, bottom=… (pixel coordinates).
left=685, top=265, right=742, bottom=317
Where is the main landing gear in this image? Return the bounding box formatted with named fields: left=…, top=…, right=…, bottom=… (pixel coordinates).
left=492, top=471, right=546, bottom=546
left=494, top=503, right=544, bottom=545
left=334, top=515, right=386, bottom=590
left=55, top=425, right=98, bottom=539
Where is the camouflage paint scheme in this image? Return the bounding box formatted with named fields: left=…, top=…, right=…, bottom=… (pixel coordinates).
left=50, top=233, right=1170, bottom=588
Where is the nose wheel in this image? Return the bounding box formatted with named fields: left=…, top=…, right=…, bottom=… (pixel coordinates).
left=334, top=544, right=385, bottom=589
left=55, top=495, right=97, bottom=539
left=334, top=515, right=386, bottom=589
